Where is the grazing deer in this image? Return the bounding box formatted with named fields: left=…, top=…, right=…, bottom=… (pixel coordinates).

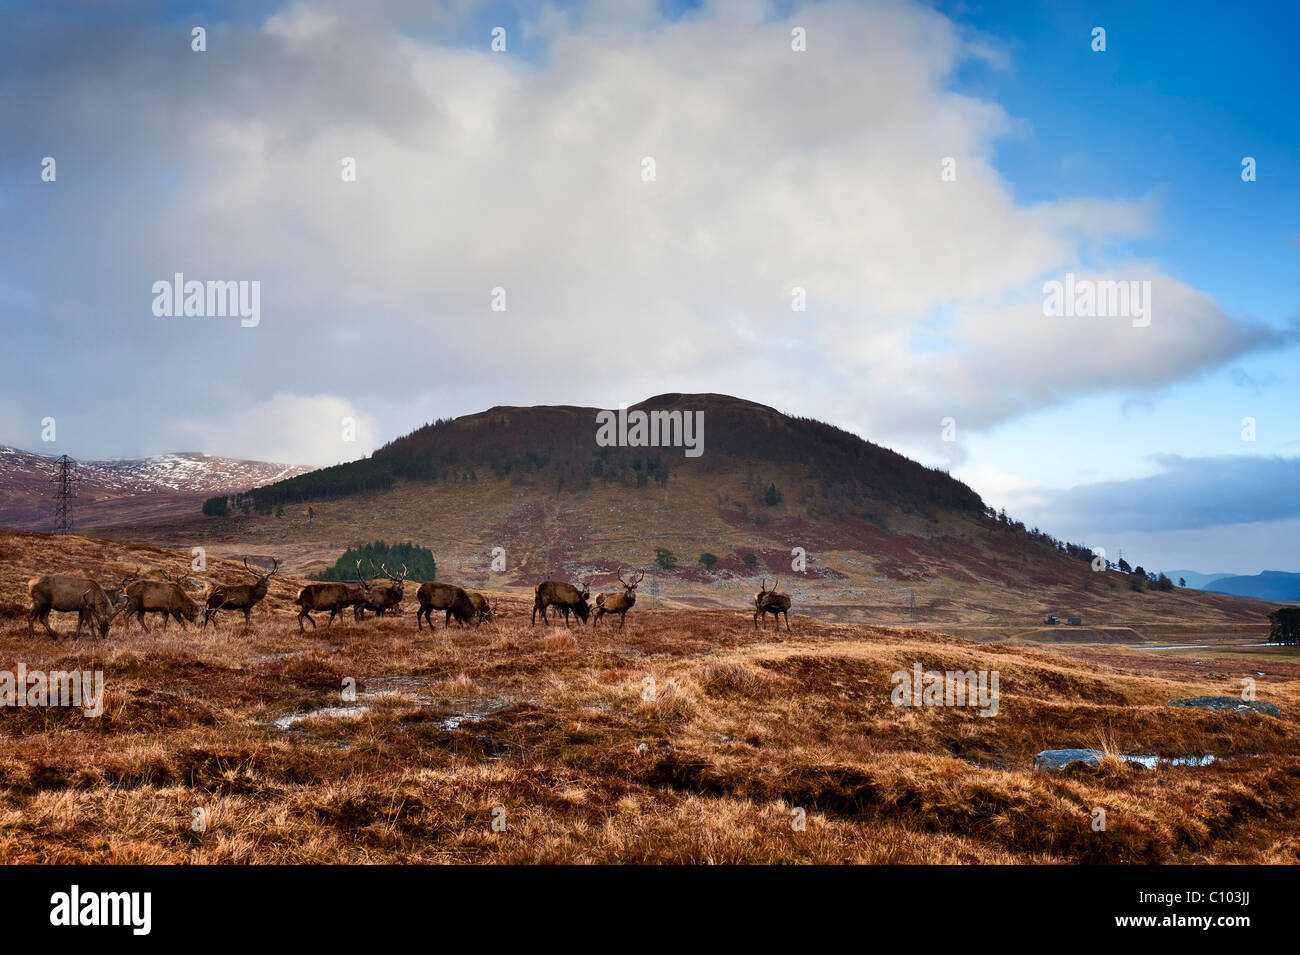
left=116, top=572, right=205, bottom=631
left=416, top=582, right=477, bottom=629
left=467, top=591, right=494, bottom=624
left=203, top=557, right=279, bottom=628
left=360, top=563, right=408, bottom=618
left=592, top=568, right=643, bottom=630
left=27, top=573, right=126, bottom=640
left=532, top=580, right=590, bottom=626
left=753, top=578, right=791, bottom=631
left=295, top=561, right=370, bottom=632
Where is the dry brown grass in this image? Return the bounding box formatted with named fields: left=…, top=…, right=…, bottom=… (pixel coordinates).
left=0, top=532, right=1298, bottom=864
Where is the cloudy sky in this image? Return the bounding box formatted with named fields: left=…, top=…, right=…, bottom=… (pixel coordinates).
left=1, top=0, right=1296, bottom=573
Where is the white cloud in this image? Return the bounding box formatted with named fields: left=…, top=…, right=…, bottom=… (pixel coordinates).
left=159, top=393, right=380, bottom=467
left=0, top=0, right=1285, bottom=460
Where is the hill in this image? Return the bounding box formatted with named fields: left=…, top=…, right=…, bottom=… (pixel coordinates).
left=1205, top=571, right=1300, bottom=603
left=0, top=445, right=315, bottom=531
left=70, top=394, right=1278, bottom=629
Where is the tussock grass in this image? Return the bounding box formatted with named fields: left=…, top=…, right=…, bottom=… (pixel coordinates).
left=1, top=533, right=1298, bottom=863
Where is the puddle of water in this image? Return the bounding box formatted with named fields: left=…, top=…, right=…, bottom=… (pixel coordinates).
left=1124, top=754, right=1215, bottom=769
left=1124, top=754, right=1261, bottom=769
left=270, top=675, right=511, bottom=735
left=438, top=696, right=511, bottom=730
left=273, top=705, right=371, bottom=730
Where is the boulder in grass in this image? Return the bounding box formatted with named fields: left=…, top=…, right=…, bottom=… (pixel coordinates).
left=1167, top=696, right=1280, bottom=717
left=1034, top=749, right=1104, bottom=772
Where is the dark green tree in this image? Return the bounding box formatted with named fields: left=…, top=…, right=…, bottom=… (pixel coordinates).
left=311, top=541, right=436, bottom=582
left=1268, top=607, right=1300, bottom=646
left=202, top=496, right=229, bottom=517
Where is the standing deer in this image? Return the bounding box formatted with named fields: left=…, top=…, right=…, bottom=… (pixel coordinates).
left=295, top=561, right=370, bottom=632
left=592, top=568, right=643, bottom=630
left=27, top=573, right=125, bottom=639
left=753, top=578, right=791, bottom=631
left=532, top=580, right=590, bottom=626
left=416, top=582, right=477, bottom=629
left=360, top=563, right=408, bottom=617
left=116, top=572, right=205, bottom=631
left=203, top=557, right=279, bottom=628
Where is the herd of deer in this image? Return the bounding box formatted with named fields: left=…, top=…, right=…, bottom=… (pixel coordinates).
left=24, top=560, right=793, bottom=639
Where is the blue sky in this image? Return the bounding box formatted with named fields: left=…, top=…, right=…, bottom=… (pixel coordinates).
left=0, top=0, right=1295, bottom=573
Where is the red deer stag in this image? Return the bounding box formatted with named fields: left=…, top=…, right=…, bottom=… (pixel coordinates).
left=295, top=562, right=370, bottom=632
left=753, top=578, right=791, bottom=631
left=203, top=557, right=279, bottom=628
left=360, top=563, right=408, bottom=618
left=532, top=580, right=590, bottom=626
left=116, top=571, right=205, bottom=631
left=416, top=582, right=477, bottom=629
left=27, top=573, right=127, bottom=639
left=592, top=568, right=643, bottom=630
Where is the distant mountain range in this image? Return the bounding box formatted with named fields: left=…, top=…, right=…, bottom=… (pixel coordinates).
left=0, top=445, right=315, bottom=530
left=1164, top=570, right=1236, bottom=590
left=1164, top=568, right=1300, bottom=602
left=1203, top=571, right=1300, bottom=603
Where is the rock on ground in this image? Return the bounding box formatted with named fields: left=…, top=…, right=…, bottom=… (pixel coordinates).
left=1167, top=696, right=1281, bottom=717
left=1034, top=749, right=1104, bottom=772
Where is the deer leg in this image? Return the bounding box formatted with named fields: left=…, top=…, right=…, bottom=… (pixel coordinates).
left=136, top=610, right=150, bottom=633
left=783, top=610, right=790, bottom=632
left=36, top=607, right=58, bottom=639
left=243, top=607, right=252, bottom=628
left=619, top=612, right=627, bottom=631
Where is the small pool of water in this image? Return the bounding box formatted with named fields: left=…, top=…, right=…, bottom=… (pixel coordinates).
left=273, top=705, right=372, bottom=730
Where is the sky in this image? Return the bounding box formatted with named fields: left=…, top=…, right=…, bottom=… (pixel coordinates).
left=0, top=0, right=1296, bottom=574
